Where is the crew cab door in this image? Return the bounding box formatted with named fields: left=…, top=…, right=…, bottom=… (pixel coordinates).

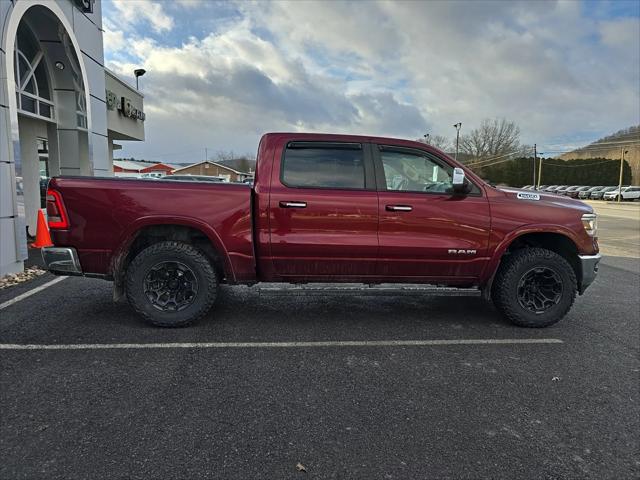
left=374, top=144, right=490, bottom=281
left=267, top=141, right=378, bottom=279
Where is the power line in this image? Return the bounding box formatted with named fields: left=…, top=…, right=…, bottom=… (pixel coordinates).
left=467, top=156, right=525, bottom=169
left=469, top=155, right=627, bottom=171
left=542, top=145, right=636, bottom=154
left=541, top=159, right=621, bottom=168
left=466, top=149, right=526, bottom=166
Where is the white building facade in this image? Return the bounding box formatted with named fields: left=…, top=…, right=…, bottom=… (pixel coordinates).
left=1, top=0, right=144, bottom=276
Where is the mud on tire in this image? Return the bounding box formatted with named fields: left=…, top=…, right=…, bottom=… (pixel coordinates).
left=125, top=241, right=218, bottom=327
left=491, top=247, right=577, bottom=328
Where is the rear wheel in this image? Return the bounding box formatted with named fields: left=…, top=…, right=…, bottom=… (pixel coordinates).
left=125, top=241, right=218, bottom=327
left=492, top=248, right=577, bottom=328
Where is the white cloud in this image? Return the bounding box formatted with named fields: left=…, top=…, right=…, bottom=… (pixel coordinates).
left=105, top=0, right=640, bottom=160
left=103, top=22, right=126, bottom=53
left=111, top=0, right=174, bottom=33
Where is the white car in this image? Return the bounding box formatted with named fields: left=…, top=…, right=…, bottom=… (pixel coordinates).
left=603, top=186, right=640, bottom=201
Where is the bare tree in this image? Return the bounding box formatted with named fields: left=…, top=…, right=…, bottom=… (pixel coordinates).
left=460, top=118, right=521, bottom=161
left=418, top=134, right=452, bottom=151
left=212, top=150, right=236, bottom=162
left=211, top=150, right=256, bottom=173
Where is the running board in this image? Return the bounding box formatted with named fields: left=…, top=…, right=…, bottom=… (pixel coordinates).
left=257, top=284, right=481, bottom=297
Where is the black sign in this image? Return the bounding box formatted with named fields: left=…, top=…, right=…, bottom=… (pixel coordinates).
left=74, top=0, right=95, bottom=13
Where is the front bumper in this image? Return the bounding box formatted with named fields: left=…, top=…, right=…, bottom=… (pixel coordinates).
left=578, top=253, right=601, bottom=294
left=41, top=247, right=82, bottom=275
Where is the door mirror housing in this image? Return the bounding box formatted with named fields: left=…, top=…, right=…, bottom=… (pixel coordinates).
left=452, top=167, right=471, bottom=194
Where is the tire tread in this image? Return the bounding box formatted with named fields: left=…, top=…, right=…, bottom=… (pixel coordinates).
left=125, top=241, right=217, bottom=327
left=492, top=247, right=577, bottom=328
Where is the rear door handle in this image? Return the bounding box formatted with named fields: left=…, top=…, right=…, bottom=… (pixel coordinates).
left=386, top=205, right=413, bottom=212
left=279, top=201, right=307, bottom=208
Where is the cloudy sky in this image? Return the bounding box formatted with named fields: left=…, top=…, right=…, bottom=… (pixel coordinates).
left=103, top=0, right=640, bottom=162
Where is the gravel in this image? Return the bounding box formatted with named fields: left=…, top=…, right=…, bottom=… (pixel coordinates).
left=0, top=266, right=47, bottom=289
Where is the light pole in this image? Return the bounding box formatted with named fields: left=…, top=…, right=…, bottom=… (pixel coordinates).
left=533, top=144, right=537, bottom=188
left=423, top=133, right=430, bottom=144
left=617, top=148, right=628, bottom=203
left=453, top=123, right=462, bottom=161
left=537, top=151, right=544, bottom=189
left=134, top=68, right=146, bottom=90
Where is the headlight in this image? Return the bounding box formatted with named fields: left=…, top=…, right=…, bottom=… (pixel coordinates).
left=582, top=213, right=597, bottom=237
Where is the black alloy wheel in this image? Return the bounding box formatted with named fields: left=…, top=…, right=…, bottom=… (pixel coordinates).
left=516, top=266, right=563, bottom=314
left=143, top=261, right=199, bottom=312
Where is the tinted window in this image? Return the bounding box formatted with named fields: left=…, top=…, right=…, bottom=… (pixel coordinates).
left=282, top=146, right=365, bottom=189
left=380, top=150, right=453, bottom=193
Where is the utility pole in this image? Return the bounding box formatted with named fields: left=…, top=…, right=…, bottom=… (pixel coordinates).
left=533, top=144, right=537, bottom=188
left=617, top=148, right=627, bottom=203
left=537, top=152, right=543, bottom=189
left=453, top=123, right=462, bottom=161
left=205, top=147, right=208, bottom=162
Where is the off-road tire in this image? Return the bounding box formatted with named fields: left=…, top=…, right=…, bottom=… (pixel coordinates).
left=125, top=241, right=218, bottom=327
left=492, top=247, right=577, bottom=328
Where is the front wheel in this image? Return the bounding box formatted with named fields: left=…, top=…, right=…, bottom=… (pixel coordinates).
left=492, top=248, right=577, bottom=328
left=125, top=241, right=218, bottom=327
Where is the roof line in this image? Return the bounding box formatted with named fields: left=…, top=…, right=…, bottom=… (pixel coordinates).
left=172, top=160, right=249, bottom=174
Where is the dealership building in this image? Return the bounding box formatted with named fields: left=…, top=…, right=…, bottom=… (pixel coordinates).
left=1, top=0, right=144, bottom=276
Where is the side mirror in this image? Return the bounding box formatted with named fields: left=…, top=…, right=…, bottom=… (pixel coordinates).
left=452, top=167, right=470, bottom=194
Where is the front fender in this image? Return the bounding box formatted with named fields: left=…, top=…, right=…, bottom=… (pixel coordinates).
left=479, top=224, right=585, bottom=291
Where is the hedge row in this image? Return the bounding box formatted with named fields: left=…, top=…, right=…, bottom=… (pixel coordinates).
left=469, top=157, right=632, bottom=187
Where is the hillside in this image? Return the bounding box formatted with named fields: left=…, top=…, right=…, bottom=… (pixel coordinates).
left=559, top=126, right=640, bottom=183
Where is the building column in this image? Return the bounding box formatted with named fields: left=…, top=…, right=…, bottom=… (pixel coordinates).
left=46, top=122, right=60, bottom=177
left=17, top=116, right=45, bottom=236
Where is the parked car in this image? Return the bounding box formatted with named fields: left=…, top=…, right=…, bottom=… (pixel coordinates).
left=577, top=186, right=604, bottom=199
left=42, top=132, right=600, bottom=329
left=590, top=186, right=617, bottom=200
left=563, top=186, right=581, bottom=197
left=603, top=186, right=640, bottom=201
left=566, top=186, right=591, bottom=198
left=554, top=185, right=572, bottom=195
left=542, top=185, right=559, bottom=192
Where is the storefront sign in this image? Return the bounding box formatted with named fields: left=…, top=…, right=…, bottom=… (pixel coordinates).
left=105, top=89, right=145, bottom=121
left=121, top=97, right=146, bottom=121
left=106, top=90, right=118, bottom=111
left=74, top=0, right=95, bottom=13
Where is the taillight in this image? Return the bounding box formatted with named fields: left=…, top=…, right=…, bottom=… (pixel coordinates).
left=46, top=189, right=69, bottom=229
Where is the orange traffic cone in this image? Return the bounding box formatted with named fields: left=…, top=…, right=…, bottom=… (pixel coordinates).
left=31, top=210, right=53, bottom=248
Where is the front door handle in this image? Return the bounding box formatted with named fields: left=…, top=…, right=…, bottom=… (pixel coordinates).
left=279, top=201, right=307, bottom=208
left=386, top=205, right=413, bottom=212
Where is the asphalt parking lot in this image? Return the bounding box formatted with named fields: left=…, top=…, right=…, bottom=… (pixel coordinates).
left=1, top=203, right=639, bottom=479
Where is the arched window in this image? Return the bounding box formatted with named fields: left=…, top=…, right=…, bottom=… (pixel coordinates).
left=14, top=22, right=54, bottom=120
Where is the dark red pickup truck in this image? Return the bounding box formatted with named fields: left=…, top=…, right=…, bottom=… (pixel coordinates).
left=42, top=133, right=600, bottom=328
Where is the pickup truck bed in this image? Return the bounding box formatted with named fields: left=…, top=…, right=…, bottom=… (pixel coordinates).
left=48, top=177, right=255, bottom=282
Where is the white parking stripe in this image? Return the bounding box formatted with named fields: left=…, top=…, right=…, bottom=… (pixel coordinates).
left=0, top=276, right=67, bottom=311
left=0, top=338, right=563, bottom=350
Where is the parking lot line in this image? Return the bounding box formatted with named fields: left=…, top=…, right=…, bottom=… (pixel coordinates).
left=0, top=338, right=563, bottom=350
left=0, top=276, right=67, bottom=311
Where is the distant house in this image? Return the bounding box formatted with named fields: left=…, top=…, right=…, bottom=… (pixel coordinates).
left=113, top=160, right=177, bottom=177
left=172, top=161, right=252, bottom=182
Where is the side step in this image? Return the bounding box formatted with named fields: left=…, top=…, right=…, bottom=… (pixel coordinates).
left=257, top=283, right=481, bottom=297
